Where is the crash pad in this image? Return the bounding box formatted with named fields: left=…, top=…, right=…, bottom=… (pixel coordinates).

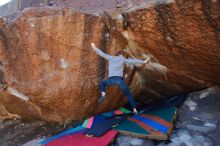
left=82, top=107, right=131, bottom=128
left=102, top=107, right=132, bottom=117
left=39, top=126, right=86, bottom=146
left=82, top=114, right=106, bottom=128
left=45, top=130, right=118, bottom=146
left=85, top=117, right=124, bottom=137
left=115, top=107, right=177, bottom=140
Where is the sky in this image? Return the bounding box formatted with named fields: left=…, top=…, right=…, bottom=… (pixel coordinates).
left=0, top=0, right=11, bottom=6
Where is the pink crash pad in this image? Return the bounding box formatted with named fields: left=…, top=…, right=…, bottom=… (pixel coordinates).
left=45, top=130, right=117, bottom=146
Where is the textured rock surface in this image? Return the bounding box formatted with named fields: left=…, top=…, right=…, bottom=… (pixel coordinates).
left=0, top=7, right=131, bottom=122
left=0, top=0, right=153, bottom=17
left=0, top=0, right=21, bottom=17
left=0, top=0, right=219, bottom=122
left=123, top=0, right=220, bottom=102
left=158, top=86, right=220, bottom=146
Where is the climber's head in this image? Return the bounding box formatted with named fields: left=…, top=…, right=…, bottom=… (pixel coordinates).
left=115, top=50, right=123, bottom=56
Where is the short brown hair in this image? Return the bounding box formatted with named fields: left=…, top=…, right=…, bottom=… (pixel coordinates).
left=115, top=50, right=123, bottom=56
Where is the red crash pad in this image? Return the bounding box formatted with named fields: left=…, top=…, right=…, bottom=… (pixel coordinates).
left=45, top=130, right=117, bottom=146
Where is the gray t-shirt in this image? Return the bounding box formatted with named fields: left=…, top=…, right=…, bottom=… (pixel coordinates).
left=94, top=48, right=144, bottom=77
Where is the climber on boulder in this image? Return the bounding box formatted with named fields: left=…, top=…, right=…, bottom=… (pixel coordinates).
left=91, top=43, right=150, bottom=114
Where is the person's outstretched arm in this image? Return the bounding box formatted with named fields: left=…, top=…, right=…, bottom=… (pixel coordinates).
left=125, top=58, right=150, bottom=65
left=91, top=43, right=111, bottom=60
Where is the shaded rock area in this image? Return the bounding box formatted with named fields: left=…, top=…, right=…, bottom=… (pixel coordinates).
left=0, top=119, right=71, bottom=146
left=0, top=87, right=218, bottom=146
left=0, top=0, right=219, bottom=122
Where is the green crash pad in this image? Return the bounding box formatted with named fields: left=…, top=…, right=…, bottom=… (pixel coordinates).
left=115, top=107, right=177, bottom=140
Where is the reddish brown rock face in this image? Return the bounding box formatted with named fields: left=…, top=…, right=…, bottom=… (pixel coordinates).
left=123, top=0, right=220, bottom=101
left=0, top=7, right=131, bottom=122
left=0, top=0, right=219, bottom=122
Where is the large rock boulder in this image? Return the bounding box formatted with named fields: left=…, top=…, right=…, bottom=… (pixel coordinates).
left=0, top=7, right=131, bottom=122
left=0, top=0, right=219, bottom=122
left=122, top=0, right=220, bottom=101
